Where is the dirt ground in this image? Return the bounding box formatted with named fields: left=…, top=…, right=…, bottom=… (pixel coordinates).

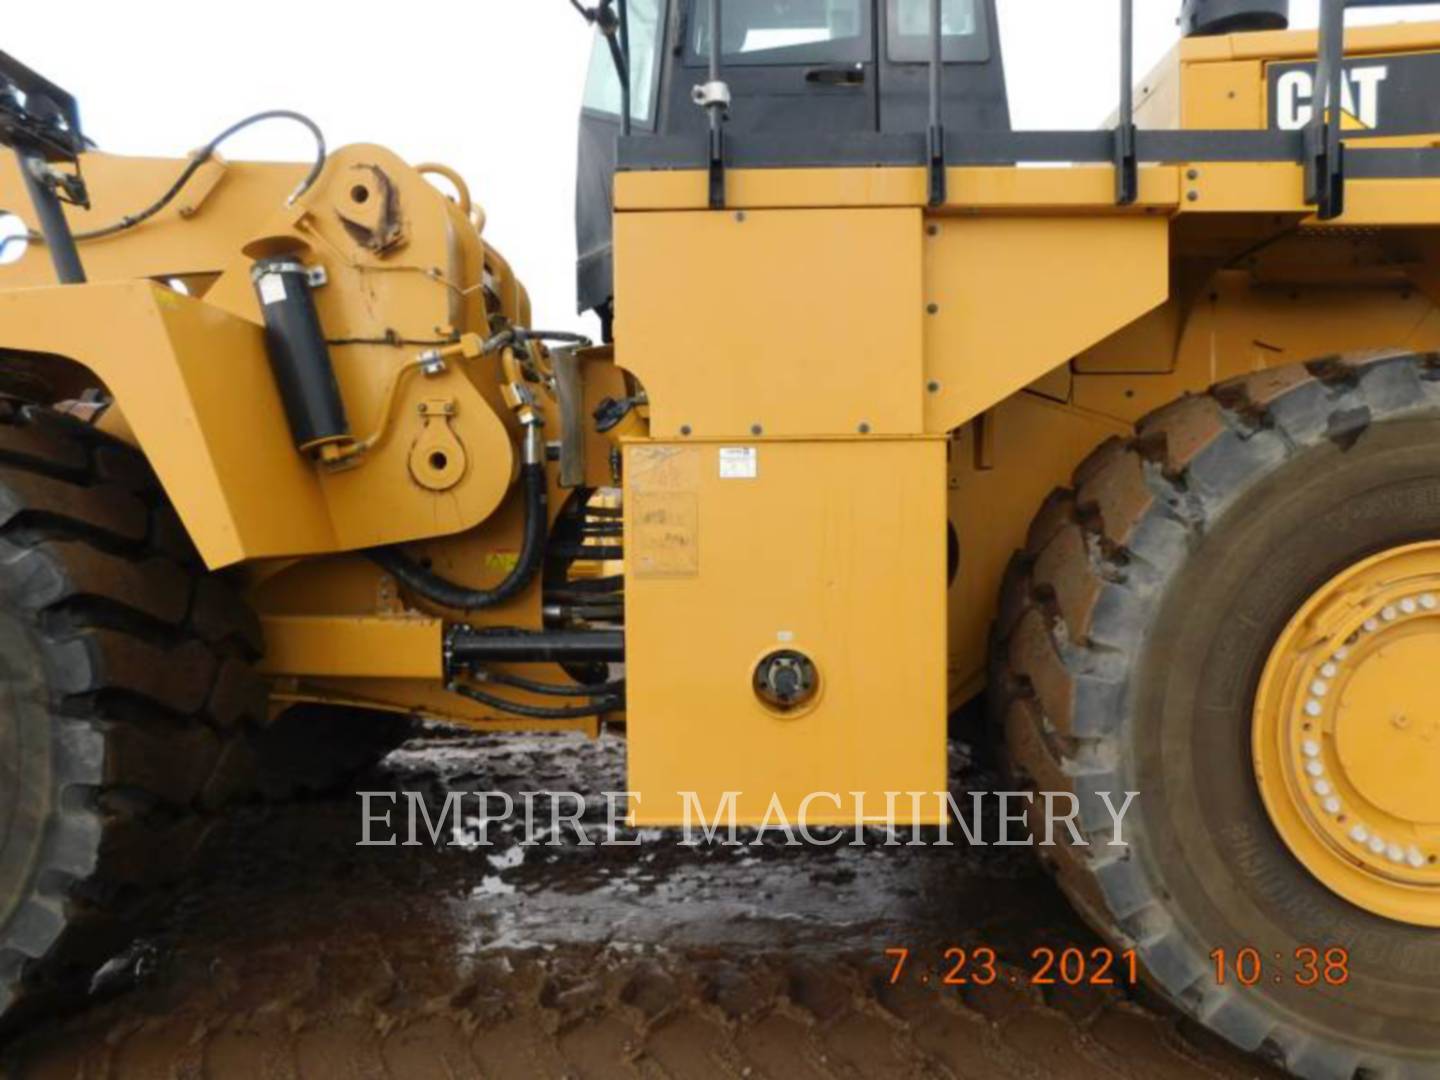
left=1, top=729, right=1283, bottom=1079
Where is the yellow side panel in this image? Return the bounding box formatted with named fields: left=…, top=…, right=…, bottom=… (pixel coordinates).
left=1180, top=59, right=1265, bottom=129
left=923, top=216, right=1170, bottom=431
left=615, top=168, right=927, bottom=211
left=615, top=208, right=923, bottom=438
left=625, top=438, right=947, bottom=826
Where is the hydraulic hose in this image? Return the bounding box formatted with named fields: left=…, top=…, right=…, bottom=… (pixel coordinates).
left=70, top=111, right=326, bottom=244
left=481, top=669, right=625, bottom=699
left=448, top=678, right=621, bottom=720
left=368, top=459, right=548, bottom=612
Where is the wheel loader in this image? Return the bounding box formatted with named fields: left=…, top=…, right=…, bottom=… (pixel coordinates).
left=1, top=0, right=1438, bottom=1073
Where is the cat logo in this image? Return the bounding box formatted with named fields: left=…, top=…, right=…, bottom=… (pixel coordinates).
left=1274, top=65, right=1388, bottom=130
left=1269, top=53, right=1440, bottom=137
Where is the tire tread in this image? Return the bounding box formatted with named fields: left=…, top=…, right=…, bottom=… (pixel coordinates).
left=993, top=352, right=1440, bottom=1079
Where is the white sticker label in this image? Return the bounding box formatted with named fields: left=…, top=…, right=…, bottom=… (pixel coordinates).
left=718, top=446, right=757, bottom=480
left=258, top=273, right=288, bottom=306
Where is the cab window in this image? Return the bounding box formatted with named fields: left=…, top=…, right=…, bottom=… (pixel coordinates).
left=887, top=0, right=989, bottom=63
left=582, top=0, right=663, bottom=126
left=688, top=0, right=872, bottom=67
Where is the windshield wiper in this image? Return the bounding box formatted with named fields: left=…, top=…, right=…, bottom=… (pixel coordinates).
left=569, top=0, right=632, bottom=135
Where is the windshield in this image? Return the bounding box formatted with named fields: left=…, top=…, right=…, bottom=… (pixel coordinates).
left=582, top=0, right=663, bottom=126
left=689, top=0, right=872, bottom=66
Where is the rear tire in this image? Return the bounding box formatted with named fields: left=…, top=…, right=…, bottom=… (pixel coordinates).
left=993, top=352, right=1440, bottom=1078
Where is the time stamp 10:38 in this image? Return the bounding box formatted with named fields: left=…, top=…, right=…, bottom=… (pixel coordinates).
left=884, top=946, right=1353, bottom=988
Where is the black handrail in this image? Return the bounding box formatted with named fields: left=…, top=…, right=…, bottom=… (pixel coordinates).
left=1115, top=0, right=1138, bottom=204
left=1307, top=0, right=1440, bottom=218
left=706, top=0, right=726, bottom=208
left=1308, top=0, right=1347, bottom=216
left=0, top=52, right=86, bottom=283
left=637, top=0, right=1440, bottom=217
left=927, top=0, right=946, bottom=206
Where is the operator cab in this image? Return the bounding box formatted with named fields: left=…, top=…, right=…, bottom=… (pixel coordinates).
left=576, top=0, right=1010, bottom=329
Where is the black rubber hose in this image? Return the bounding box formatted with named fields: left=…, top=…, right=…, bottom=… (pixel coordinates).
left=481, top=669, right=625, bottom=699
left=449, top=679, right=620, bottom=720
left=70, top=110, right=327, bottom=243
left=368, top=462, right=548, bottom=611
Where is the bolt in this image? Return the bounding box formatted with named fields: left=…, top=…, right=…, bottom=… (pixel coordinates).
left=926, top=223, right=940, bottom=237
left=926, top=303, right=940, bottom=315
left=735, top=211, right=747, bottom=223
left=927, top=380, right=941, bottom=393
left=751, top=423, right=763, bottom=436
left=858, top=422, right=871, bottom=434
left=1187, top=190, right=1200, bottom=202
left=680, top=424, right=692, bottom=437
left=1187, top=168, right=1200, bottom=181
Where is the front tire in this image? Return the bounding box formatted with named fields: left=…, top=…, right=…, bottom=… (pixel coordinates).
left=0, top=402, right=268, bottom=1029
left=994, top=352, right=1440, bottom=1078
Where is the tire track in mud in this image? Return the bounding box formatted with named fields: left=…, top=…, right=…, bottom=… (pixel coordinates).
left=2, top=732, right=1282, bottom=1079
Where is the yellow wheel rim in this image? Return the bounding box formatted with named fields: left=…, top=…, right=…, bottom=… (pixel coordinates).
left=1254, top=542, right=1440, bottom=926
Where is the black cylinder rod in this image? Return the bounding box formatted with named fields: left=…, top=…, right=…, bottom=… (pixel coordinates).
left=926, top=0, right=947, bottom=207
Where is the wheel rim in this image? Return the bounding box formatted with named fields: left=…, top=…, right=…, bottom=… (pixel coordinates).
left=1255, top=542, right=1440, bottom=926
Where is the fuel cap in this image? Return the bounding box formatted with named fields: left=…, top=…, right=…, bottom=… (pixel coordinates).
left=754, top=650, right=819, bottom=710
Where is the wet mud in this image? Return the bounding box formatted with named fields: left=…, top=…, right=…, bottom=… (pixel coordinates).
left=2, top=730, right=1281, bottom=1078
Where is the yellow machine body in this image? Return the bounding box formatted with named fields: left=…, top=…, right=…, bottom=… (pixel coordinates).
left=0, top=145, right=628, bottom=733
left=5, top=20, right=1440, bottom=820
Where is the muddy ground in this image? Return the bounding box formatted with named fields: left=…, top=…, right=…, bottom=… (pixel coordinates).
left=1, top=729, right=1281, bottom=1079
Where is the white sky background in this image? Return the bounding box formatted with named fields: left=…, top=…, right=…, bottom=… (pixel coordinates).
left=4, top=2, right=1439, bottom=331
